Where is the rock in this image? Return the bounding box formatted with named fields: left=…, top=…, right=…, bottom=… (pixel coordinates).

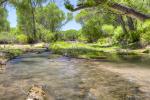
left=26, top=85, right=46, bottom=100
left=0, top=65, right=6, bottom=73
left=0, top=58, right=8, bottom=65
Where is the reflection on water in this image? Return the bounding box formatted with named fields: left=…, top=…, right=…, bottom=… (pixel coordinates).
left=0, top=52, right=149, bottom=100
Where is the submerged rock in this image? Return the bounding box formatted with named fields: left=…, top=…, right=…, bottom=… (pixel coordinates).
left=26, top=85, right=46, bottom=100
left=0, top=65, right=6, bottom=73
left=0, top=58, right=8, bottom=65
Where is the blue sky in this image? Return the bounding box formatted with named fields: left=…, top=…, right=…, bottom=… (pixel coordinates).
left=6, top=0, right=81, bottom=30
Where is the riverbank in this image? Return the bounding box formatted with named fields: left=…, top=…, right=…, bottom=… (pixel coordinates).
left=0, top=43, right=48, bottom=65
left=49, top=41, right=150, bottom=60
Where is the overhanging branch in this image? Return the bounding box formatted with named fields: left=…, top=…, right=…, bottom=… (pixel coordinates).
left=110, top=3, right=150, bottom=21
left=69, top=2, right=150, bottom=21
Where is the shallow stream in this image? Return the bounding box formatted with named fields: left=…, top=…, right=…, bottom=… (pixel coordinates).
left=0, top=52, right=150, bottom=100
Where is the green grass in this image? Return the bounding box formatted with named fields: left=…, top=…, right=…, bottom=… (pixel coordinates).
left=49, top=41, right=145, bottom=63
left=0, top=48, right=23, bottom=59
left=49, top=41, right=118, bottom=59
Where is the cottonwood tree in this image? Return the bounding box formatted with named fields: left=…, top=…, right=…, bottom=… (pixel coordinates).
left=0, top=7, right=10, bottom=32
left=36, top=3, right=72, bottom=32
left=64, top=0, right=150, bottom=21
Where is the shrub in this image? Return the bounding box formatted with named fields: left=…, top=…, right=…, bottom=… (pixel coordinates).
left=61, top=29, right=79, bottom=41
left=82, top=24, right=102, bottom=43
left=16, top=34, right=28, bottom=44
left=141, top=32, right=150, bottom=46
left=113, top=26, right=124, bottom=43
left=102, top=24, right=114, bottom=36
left=137, top=20, right=150, bottom=46
left=128, top=31, right=140, bottom=43
left=0, top=32, right=15, bottom=44
left=97, top=37, right=113, bottom=46
left=36, top=24, right=55, bottom=42
left=43, top=32, right=54, bottom=42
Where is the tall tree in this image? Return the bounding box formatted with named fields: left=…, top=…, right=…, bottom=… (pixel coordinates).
left=36, top=3, right=72, bottom=32
left=14, top=0, right=48, bottom=43
left=0, top=7, right=10, bottom=32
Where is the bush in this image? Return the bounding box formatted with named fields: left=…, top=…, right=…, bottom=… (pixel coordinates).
left=82, top=22, right=102, bottom=42
left=60, top=29, right=79, bottom=41
left=0, top=32, right=16, bottom=44
left=141, top=32, right=150, bottom=46
left=113, top=26, right=124, bottom=43
left=16, top=34, right=28, bottom=44
left=138, top=20, right=150, bottom=46
left=43, top=32, right=54, bottom=42
left=36, top=24, right=55, bottom=42
left=97, top=37, right=113, bottom=46
left=128, top=31, right=140, bottom=43
left=102, top=24, right=114, bottom=36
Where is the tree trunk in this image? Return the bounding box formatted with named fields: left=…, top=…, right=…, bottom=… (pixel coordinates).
left=127, top=16, right=135, bottom=31
left=118, top=15, right=127, bottom=34
left=29, top=0, right=36, bottom=43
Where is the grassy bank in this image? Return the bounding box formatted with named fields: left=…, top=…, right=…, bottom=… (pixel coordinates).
left=0, top=43, right=48, bottom=64
left=49, top=41, right=116, bottom=59
left=49, top=41, right=150, bottom=61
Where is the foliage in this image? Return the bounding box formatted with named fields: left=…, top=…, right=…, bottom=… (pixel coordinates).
left=137, top=20, right=150, bottom=46
left=113, top=26, right=124, bottom=44
left=0, top=7, right=10, bottom=32
left=82, top=17, right=103, bottom=43
left=102, top=24, right=114, bottom=36
left=16, top=34, right=28, bottom=44
left=49, top=41, right=108, bottom=58
left=36, top=24, right=54, bottom=42
left=36, top=3, right=72, bottom=32
left=60, top=29, right=79, bottom=41
left=0, top=32, right=15, bottom=44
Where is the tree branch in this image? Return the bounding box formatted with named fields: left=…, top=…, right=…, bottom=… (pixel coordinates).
left=69, top=2, right=150, bottom=21
left=110, top=3, right=150, bottom=21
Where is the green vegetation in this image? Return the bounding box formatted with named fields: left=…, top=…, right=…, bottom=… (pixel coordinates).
left=0, top=1, right=150, bottom=99
left=0, top=0, right=150, bottom=55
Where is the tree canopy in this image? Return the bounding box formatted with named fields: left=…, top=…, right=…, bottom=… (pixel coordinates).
left=65, top=0, right=150, bottom=21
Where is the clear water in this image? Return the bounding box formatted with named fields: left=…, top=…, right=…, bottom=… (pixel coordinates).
left=0, top=52, right=150, bottom=100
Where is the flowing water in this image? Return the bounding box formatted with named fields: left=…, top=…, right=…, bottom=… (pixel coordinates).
left=0, top=52, right=150, bottom=100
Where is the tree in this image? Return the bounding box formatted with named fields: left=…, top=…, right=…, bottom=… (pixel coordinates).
left=36, top=3, right=72, bottom=32
left=0, top=7, right=10, bottom=32
left=15, top=0, right=48, bottom=43
left=82, top=16, right=103, bottom=42
left=64, top=0, right=150, bottom=21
